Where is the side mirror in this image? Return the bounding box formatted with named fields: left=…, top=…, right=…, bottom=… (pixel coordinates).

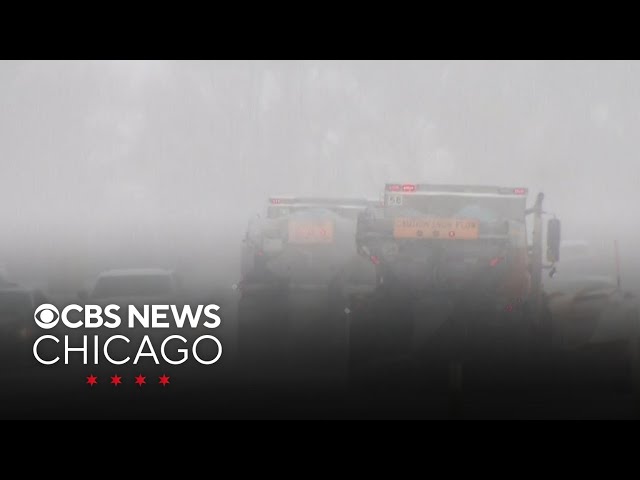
left=547, top=218, right=561, bottom=263
left=78, top=289, right=89, bottom=302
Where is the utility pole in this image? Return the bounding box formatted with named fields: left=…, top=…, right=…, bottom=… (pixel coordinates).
left=529, top=192, right=545, bottom=324
left=614, top=239, right=621, bottom=289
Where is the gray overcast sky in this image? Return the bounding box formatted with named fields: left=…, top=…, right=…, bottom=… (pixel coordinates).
left=1, top=60, right=637, bottom=282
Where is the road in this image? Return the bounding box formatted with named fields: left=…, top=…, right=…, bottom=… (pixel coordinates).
left=1, top=284, right=640, bottom=419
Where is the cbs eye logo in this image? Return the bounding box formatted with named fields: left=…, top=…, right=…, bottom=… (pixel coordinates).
left=34, top=304, right=60, bottom=329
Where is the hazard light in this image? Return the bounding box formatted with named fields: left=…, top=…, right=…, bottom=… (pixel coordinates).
left=512, top=188, right=527, bottom=195
left=386, top=184, right=417, bottom=192
left=489, top=256, right=503, bottom=267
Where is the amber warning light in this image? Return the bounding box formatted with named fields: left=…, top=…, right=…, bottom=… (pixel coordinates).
left=387, top=184, right=417, bottom=192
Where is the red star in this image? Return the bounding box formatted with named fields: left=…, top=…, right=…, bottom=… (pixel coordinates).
left=86, top=374, right=98, bottom=387
left=158, top=374, right=170, bottom=387
left=110, top=374, right=122, bottom=387
left=134, top=374, right=146, bottom=387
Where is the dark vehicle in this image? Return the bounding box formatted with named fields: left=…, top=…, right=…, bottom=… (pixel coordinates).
left=237, top=196, right=378, bottom=377
left=545, top=241, right=640, bottom=394
left=348, top=183, right=561, bottom=387
left=83, top=268, right=182, bottom=303
left=0, top=283, right=48, bottom=365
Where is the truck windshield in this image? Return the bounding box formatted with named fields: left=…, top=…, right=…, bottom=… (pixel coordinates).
left=389, top=194, right=526, bottom=223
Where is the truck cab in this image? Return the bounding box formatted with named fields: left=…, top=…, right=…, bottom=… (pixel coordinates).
left=240, top=196, right=378, bottom=294
left=356, top=183, right=532, bottom=309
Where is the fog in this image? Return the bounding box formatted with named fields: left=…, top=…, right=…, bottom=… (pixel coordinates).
left=1, top=60, right=638, bottom=290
